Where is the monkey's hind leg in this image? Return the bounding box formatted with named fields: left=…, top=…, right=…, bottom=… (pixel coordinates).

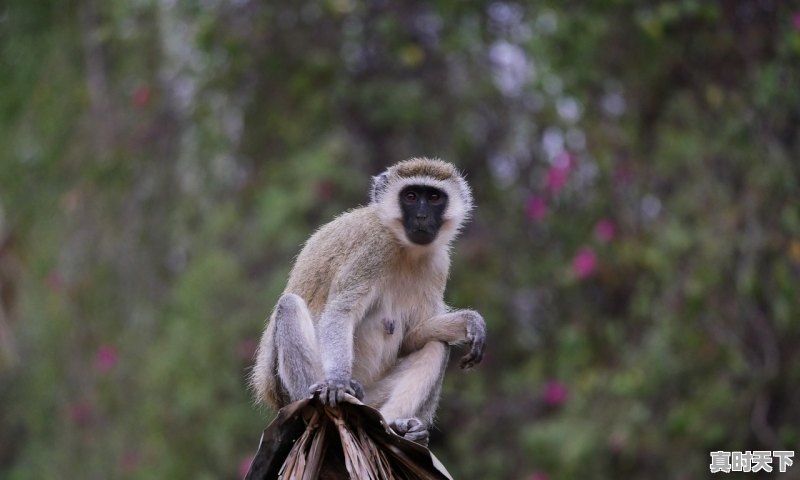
left=273, top=293, right=323, bottom=403
left=367, top=341, right=449, bottom=445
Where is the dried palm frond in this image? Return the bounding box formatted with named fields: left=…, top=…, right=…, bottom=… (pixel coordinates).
left=244, top=395, right=453, bottom=480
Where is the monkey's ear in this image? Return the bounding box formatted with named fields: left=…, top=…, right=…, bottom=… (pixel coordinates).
left=370, top=172, right=390, bottom=203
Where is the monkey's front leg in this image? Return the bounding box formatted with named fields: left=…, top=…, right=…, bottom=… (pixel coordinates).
left=308, top=297, right=368, bottom=406
left=405, top=309, right=487, bottom=369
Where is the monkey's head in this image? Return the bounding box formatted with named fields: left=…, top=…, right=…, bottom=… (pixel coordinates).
left=371, top=158, right=474, bottom=247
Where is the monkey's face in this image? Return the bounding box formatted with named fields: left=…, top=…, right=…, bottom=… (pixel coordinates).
left=399, top=185, right=448, bottom=245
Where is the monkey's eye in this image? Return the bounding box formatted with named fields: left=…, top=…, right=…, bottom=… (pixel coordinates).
left=403, top=191, right=418, bottom=203
left=430, top=191, right=448, bottom=206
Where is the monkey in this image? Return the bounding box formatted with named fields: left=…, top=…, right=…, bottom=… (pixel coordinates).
left=250, top=157, right=486, bottom=446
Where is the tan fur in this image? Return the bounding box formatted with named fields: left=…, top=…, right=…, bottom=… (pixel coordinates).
left=251, top=157, right=485, bottom=431
left=394, top=158, right=459, bottom=180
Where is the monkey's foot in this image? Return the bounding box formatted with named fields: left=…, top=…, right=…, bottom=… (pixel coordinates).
left=390, top=417, right=429, bottom=447
left=309, top=378, right=364, bottom=407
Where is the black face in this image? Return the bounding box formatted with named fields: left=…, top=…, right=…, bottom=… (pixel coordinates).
left=399, top=185, right=448, bottom=245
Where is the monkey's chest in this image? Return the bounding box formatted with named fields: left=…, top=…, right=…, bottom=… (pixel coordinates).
left=351, top=273, right=441, bottom=384
left=352, top=304, right=411, bottom=384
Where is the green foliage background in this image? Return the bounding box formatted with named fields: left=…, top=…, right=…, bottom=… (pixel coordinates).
left=1, top=1, right=799, bottom=479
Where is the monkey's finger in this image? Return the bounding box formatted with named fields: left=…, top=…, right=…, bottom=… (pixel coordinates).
left=460, top=347, right=476, bottom=368
left=317, top=384, right=329, bottom=404
left=308, top=383, right=323, bottom=398
left=407, top=418, right=422, bottom=429
left=459, top=355, right=474, bottom=369
left=325, top=386, right=336, bottom=406
left=467, top=335, right=486, bottom=366
left=404, top=430, right=429, bottom=446
left=401, top=420, right=429, bottom=446
left=459, top=346, right=482, bottom=369
left=472, top=338, right=486, bottom=364
left=348, top=379, right=365, bottom=400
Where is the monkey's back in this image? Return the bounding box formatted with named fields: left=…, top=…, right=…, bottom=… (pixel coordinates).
left=284, top=206, right=396, bottom=319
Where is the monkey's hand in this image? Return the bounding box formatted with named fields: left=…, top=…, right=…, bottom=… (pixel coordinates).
left=459, top=311, right=487, bottom=369
left=390, top=417, right=429, bottom=446
left=309, top=377, right=364, bottom=407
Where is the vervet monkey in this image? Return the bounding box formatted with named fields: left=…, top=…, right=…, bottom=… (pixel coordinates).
left=251, top=158, right=486, bottom=445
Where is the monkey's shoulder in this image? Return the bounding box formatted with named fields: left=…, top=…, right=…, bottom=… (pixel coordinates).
left=302, top=206, right=395, bottom=258
left=285, top=207, right=395, bottom=300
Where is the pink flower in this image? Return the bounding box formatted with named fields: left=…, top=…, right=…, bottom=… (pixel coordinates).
left=119, top=450, right=140, bottom=473
left=594, top=218, right=616, bottom=242
left=793, top=12, right=800, bottom=30
left=525, top=195, right=548, bottom=221
left=529, top=472, right=550, bottom=480
left=45, top=270, right=65, bottom=292
left=545, top=153, right=573, bottom=194
left=613, top=165, right=634, bottom=187
left=543, top=381, right=569, bottom=407
left=68, top=401, right=94, bottom=427
left=95, top=344, right=119, bottom=374
left=571, top=247, right=597, bottom=279
left=132, top=85, right=152, bottom=108
left=239, top=454, right=255, bottom=478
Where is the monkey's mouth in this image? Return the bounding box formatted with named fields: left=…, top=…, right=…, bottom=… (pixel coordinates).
left=407, top=228, right=437, bottom=245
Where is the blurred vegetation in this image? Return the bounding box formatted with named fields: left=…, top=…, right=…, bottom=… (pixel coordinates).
left=1, top=0, right=799, bottom=479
